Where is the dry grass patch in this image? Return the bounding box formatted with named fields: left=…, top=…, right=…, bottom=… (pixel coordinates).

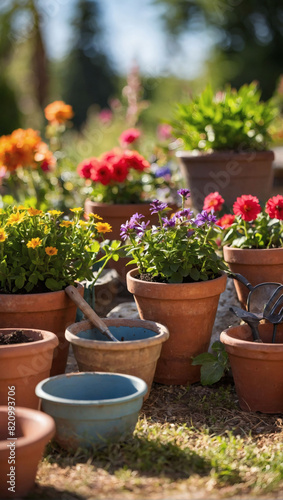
left=27, top=380, right=283, bottom=500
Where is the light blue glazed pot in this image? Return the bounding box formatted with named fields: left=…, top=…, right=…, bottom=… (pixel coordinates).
left=35, top=372, right=147, bottom=451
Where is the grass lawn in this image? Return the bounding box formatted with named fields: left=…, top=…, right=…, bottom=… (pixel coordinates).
left=27, top=378, right=283, bottom=500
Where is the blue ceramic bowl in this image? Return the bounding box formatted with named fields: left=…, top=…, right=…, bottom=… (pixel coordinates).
left=35, top=372, right=147, bottom=451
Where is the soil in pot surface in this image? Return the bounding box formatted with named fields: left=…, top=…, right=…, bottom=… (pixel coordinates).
left=0, top=330, right=37, bottom=345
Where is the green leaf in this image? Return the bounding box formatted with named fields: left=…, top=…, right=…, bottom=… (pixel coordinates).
left=45, top=278, right=62, bottom=291
left=200, top=362, right=226, bottom=386
left=190, top=268, right=200, bottom=281
left=14, top=275, right=25, bottom=289
left=192, top=352, right=216, bottom=365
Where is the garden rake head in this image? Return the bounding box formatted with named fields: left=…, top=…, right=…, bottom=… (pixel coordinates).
left=263, top=292, right=283, bottom=343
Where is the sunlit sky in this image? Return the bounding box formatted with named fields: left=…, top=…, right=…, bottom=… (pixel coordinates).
left=40, top=0, right=214, bottom=79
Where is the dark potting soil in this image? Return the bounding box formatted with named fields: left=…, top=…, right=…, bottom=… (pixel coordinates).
left=0, top=330, right=36, bottom=345
left=138, top=272, right=222, bottom=284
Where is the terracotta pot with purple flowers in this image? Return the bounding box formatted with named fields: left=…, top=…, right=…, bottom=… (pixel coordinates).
left=124, top=190, right=227, bottom=385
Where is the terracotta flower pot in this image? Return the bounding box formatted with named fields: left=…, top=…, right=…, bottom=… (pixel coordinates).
left=223, top=245, right=283, bottom=309
left=84, top=200, right=179, bottom=282
left=220, top=323, right=283, bottom=413
left=126, top=269, right=227, bottom=385
left=0, top=284, right=84, bottom=376
left=65, top=317, right=169, bottom=400
left=176, top=150, right=275, bottom=211
left=0, top=405, right=55, bottom=498
left=0, top=328, right=59, bottom=409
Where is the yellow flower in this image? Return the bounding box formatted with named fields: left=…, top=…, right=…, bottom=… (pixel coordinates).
left=70, top=207, right=83, bottom=213
left=27, top=208, right=43, bottom=216
left=95, top=222, right=112, bottom=233
left=78, top=220, right=88, bottom=227
left=17, top=205, right=26, bottom=210
left=48, top=210, right=63, bottom=216
left=88, top=213, right=103, bottom=220
left=59, top=221, right=74, bottom=228
left=45, top=246, right=58, bottom=256
left=0, top=228, right=7, bottom=242
left=7, top=212, right=25, bottom=225
left=26, top=237, right=42, bottom=249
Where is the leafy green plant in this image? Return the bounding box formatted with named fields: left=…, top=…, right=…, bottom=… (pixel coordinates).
left=191, top=341, right=229, bottom=385
left=171, top=82, right=278, bottom=152
left=0, top=206, right=119, bottom=293
left=120, top=189, right=227, bottom=283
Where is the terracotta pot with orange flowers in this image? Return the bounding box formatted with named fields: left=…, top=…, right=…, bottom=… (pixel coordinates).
left=203, top=191, right=283, bottom=309
left=79, top=128, right=178, bottom=281
left=0, top=206, right=116, bottom=376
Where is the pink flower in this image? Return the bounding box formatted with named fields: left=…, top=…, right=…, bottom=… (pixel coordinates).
left=203, top=192, right=224, bottom=213
left=157, top=124, right=172, bottom=141
left=217, top=214, right=235, bottom=229
left=98, top=109, right=113, bottom=124
left=233, top=195, right=261, bottom=222
left=119, top=128, right=141, bottom=146
left=265, top=195, right=283, bottom=220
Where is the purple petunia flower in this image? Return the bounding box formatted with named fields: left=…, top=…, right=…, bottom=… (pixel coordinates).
left=162, top=215, right=176, bottom=228
left=177, top=188, right=190, bottom=199
left=134, top=220, right=150, bottom=237
left=194, top=210, right=217, bottom=227
left=149, top=199, right=168, bottom=214
left=129, top=213, right=145, bottom=227
left=120, top=221, right=132, bottom=240
left=174, top=209, right=193, bottom=220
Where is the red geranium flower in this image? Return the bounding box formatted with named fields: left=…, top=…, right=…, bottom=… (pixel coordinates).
left=90, top=161, right=112, bottom=186
left=217, top=214, right=235, bottom=229
left=123, top=150, right=150, bottom=171
left=109, top=156, right=129, bottom=182
left=265, top=195, right=283, bottom=220
left=203, top=192, right=224, bottom=213
left=77, top=157, right=98, bottom=179
left=233, top=195, right=261, bottom=222
left=119, top=128, right=141, bottom=146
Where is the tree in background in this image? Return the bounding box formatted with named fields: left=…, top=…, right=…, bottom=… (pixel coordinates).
left=61, top=0, right=118, bottom=128
left=154, top=0, right=283, bottom=98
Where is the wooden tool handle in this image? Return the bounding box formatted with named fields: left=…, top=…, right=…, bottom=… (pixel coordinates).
left=65, top=285, right=119, bottom=342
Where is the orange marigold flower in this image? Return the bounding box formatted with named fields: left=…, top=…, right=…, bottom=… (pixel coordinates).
left=45, top=246, right=58, bottom=256
left=27, top=208, right=43, bottom=216
left=95, top=222, right=112, bottom=233
left=7, top=212, right=25, bottom=225
left=60, top=220, right=74, bottom=228
left=26, top=237, right=42, bottom=249
left=44, top=100, right=74, bottom=125
left=0, top=228, right=7, bottom=242
left=87, top=213, right=103, bottom=220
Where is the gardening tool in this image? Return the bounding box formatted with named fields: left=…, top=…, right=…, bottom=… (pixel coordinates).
left=229, top=306, right=263, bottom=343
left=65, top=285, right=119, bottom=342
left=228, top=273, right=282, bottom=315
left=263, top=293, right=283, bottom=343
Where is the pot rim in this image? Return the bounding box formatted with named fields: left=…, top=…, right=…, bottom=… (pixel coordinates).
left=220, top=324, right=283, bottom=352
left=65, top=318, right=169, bottom=349
left=175, top=150, right=274, bottom=161
left=223, top=244, right=283, bottom=265
left=35, top=371, right=148, bottom=406
left=0, top=282, right=84, bottom=312
left=126, top=268, right=227, bottom=300
left=0, top=328, right=59, bottom=357
left=0, top=405, right=55, bottom=452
